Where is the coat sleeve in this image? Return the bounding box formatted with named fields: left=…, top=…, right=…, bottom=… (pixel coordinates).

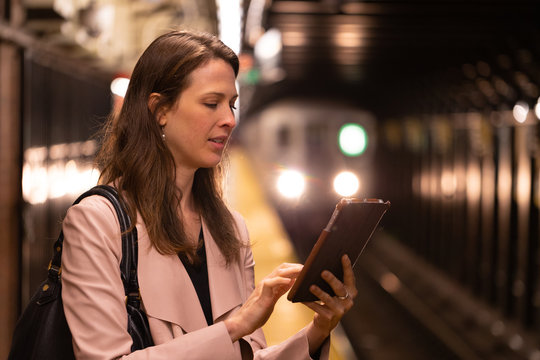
left=231, top=213, right=331, bottom=360
left=62, top=196, right=240, bottom=360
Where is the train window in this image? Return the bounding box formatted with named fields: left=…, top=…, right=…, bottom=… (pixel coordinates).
left=307, top=122, right=327, bottom=147
left=277, top=125, right=290, bottom=148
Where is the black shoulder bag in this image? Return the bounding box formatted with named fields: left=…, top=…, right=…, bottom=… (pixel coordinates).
left=8, top=185, right=154, bottom=360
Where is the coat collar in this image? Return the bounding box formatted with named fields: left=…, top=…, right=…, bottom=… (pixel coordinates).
left=137, top=218, right=244, bottom=333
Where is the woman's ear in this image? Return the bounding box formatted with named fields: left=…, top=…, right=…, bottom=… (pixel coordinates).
left=148, top=92, right=167, bottom=126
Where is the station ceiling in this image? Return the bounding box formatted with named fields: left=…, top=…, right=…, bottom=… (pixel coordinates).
left=250, top=0, right=540, bottom=117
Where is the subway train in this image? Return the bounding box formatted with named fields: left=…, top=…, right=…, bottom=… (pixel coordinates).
left=237, top=98, right=380, bottom=259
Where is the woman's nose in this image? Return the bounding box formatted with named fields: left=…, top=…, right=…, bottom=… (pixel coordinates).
left=220, top=108, right=237, bottom=128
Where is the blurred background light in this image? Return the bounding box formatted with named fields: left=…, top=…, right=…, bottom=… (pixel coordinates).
left=513, top=101, right=529, bottom=123
left=281, top=30, right=307, bottom=47
left=338, top=123, right=368, bottom=156
left=216, top=0, right=243, bottom=54
left=334, top=31, right=362, bottom=48
left=110, top=77, right=130, bottom=98
left=333, top=171, right=360, bottom=197
left=441, top=169, right=457, bottom=198
left=254, top=28, right=286, bottom=82
left=380, top=272, right=401, bottom=294
left=535, top=99, right=540, bottom=119
left=277, top=169, right=305, bottom=198
left=22, top=141, right=100, bottom=205
left=245, top=0, right=266, bottom=47
left=254, top=28, right=282, bottom=63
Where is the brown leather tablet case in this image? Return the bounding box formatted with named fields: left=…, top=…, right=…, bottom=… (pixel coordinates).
left=287, top=198, right=390, bottom=303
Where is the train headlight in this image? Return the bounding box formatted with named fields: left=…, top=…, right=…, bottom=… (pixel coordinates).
left=277, top=169, right=305, bottom=198
left=333, top=171, right=360, bottom=197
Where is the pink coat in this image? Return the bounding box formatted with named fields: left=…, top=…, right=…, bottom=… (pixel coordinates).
left=61, top=195, right=330, bottom=359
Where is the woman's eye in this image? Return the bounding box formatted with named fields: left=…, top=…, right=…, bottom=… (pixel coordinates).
left=230, top=104, right=237, bottom=110
left=204, top=103, right=218, bottom=109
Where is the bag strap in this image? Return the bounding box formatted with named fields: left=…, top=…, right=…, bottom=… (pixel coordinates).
left=49, top=185, right=141, bottom=305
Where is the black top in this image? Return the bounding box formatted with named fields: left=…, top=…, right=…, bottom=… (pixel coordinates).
left=178, top=229, right=213, bottom=326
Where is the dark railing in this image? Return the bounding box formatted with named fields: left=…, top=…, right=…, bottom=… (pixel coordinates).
left=374, top=111, right=540, bottom=359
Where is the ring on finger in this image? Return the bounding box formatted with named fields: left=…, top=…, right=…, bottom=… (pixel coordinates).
left=337, top=289, right=349, bottom=300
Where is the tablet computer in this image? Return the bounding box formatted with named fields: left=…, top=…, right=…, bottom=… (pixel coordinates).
left=287, top=198, right=390, bottom=303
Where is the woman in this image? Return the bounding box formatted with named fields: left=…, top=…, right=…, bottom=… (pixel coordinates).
left=61, top=30, right=357, bottom=359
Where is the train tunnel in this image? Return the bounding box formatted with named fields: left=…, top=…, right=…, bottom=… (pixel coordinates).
left=2, top=1, right=540, bottom=359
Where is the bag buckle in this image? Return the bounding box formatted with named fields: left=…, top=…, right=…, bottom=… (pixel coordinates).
left=125, top=291, right=141, bottom=304
left=47, top=261, right=62, bottom=277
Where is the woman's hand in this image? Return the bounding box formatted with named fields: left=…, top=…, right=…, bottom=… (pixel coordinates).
left=304, top=255, right=358, bottom=354
left=224, top=263, right=303, bottom=342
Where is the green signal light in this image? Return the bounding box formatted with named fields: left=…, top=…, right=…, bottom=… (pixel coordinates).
left=338, top=123, right=368, bottom=156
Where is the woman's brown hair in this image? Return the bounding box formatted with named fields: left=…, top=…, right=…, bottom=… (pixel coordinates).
left=95, top=30, right=241, bottom=264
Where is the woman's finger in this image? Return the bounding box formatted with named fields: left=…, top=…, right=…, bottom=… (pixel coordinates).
left=320, top=270, right=348, bottom=299
left=309, top=284, right=344, bottom=311
left=302, top=299, right=331, bottom=316
left=262, top=276, right=293, bottom=288
left=269, top=263, right=303, bottom=278
left=341, top=255, right=358, bottom=298
left=310, top=281, right=353, bottom=314
left=306, top=286, right=347, bottom=323
left=276, top=264, right=303, bottom=278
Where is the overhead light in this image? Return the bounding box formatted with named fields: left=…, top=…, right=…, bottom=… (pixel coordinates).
left=216, top=0, right=243, bottom=54
left=110, top=77, right=130, bottom=98
left=255, top=28, right=282, bottom=61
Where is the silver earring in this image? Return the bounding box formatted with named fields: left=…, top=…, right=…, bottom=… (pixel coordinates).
left=161, top=126, right=165, bottom=140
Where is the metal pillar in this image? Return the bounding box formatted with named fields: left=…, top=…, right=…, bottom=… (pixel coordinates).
left=0, top=0, right=24, bottom=356
left=0, top=41, right=22, bottom=359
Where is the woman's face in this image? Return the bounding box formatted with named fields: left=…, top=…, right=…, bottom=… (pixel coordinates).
left=159, top=58, right=238, bottom=172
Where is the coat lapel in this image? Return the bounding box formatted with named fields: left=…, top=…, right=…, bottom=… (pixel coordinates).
left=137, top=218, right=245, bottom=332
left=203, top=219, right=244, bottom=322
left=137, top=223, right=208, bottom=332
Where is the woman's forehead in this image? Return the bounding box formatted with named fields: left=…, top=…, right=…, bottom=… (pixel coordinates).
left=183, top=59, right=237, bottom=97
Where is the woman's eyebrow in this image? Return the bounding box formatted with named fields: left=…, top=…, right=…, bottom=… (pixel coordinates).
left=203, top=91, right=238, bottom=99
